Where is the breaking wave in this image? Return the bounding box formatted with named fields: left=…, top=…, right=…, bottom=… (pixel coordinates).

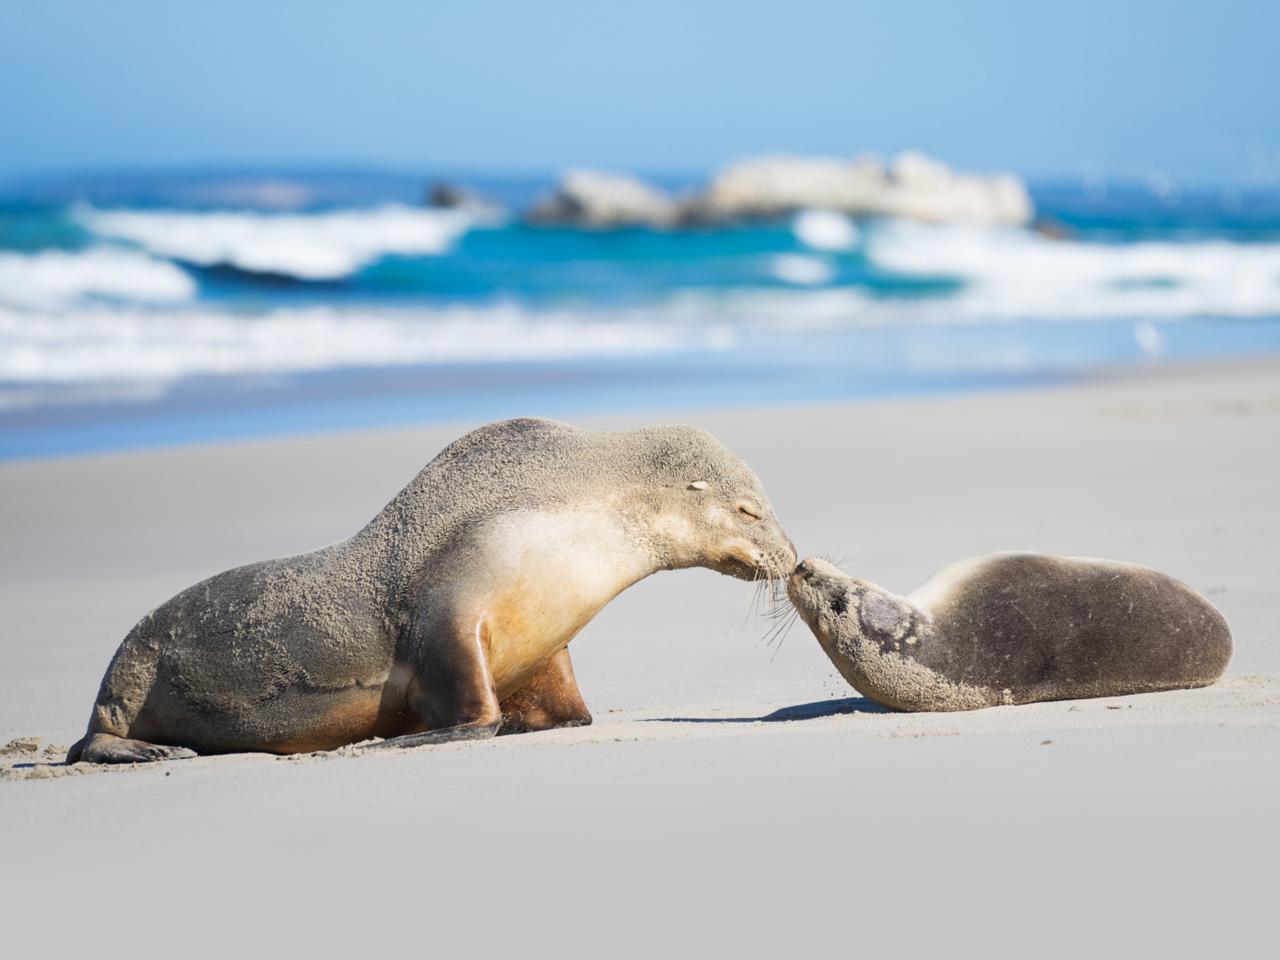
left=51, top=203, right=1280, bottom=321
left=0, top=302, right=729, bottom=398
left=0, top=248, right=196, bottom=308
left=74, top=204, right=491, bottom=280
left=3, top=194, right=1280, bottom=415
left=865, top=221, right=1280, bottom=320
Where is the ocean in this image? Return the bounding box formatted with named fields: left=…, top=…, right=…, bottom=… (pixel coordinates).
left=3, top=170, right=1280, bottom=459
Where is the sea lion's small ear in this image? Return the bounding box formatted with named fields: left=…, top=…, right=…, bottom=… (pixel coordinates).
left=688, top=480, right=709, bottom=491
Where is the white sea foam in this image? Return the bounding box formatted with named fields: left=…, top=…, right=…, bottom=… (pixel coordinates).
left=792, top=209, right=859, bottom=251
left=769, top=253, right=834, bottom=286
left=0, top=248, right=196, bottom=308
left=865, top=221, right=1280, bottom=320
left=75, top=204, right=491, bottom=280
left=0, top=303, right=731, bottom=391
left=5, top=217, right=1280, bottom=406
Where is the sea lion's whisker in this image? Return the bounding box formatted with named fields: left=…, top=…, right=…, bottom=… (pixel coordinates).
left=817, top=551, right=856, bottom=570
left=772, top=608, right=799, bottom=643
left=742, top=568, right=766, bottom=625
left=759, top=617, right=786, bottom=647
left=761, top=606, right=799, bottom=649
left=761, top=618, right=785, bottom=646
left=754, top=574, right=772, bottom=620
left=761, top=587, right=788, bottom=620
left=767, top=609, right=801, bottom=660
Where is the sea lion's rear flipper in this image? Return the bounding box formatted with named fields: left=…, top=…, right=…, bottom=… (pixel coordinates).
left=362, top=722, right=499, bottom=750
left=66, top=733, right=197, bottom=765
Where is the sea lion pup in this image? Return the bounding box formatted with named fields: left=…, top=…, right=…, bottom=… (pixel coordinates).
left=788, top=554, right=1231, bottom=711
left=67, top=418, right=795, bottom=763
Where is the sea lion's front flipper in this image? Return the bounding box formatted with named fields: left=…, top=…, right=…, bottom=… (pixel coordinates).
left=364, top=616, right=502, bottom=751
left=498, top=647, right=593, bottom=735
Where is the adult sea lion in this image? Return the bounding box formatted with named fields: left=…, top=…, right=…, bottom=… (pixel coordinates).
left=68, top=418, right=795, bottom=763
left=787, top=554, right=1231, bottom=711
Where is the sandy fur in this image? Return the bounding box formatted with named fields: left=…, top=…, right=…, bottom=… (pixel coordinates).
left=64, top=417, right=796, bottom=759
left=791, top=553, right=1232, bottom=711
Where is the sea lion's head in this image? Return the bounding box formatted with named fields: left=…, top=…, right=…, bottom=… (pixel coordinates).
left=787, top=556, right=920, bottom=650
left=620, top=425, right=795, bottom=582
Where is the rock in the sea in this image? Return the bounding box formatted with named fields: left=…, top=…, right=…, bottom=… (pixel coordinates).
left=528, top=153, right=1033, bottom=228
left=696, top=151, right=1032, bottom=225
left=527, top=170, right=679, bottom=229
left=425, top=182, right=470, bottom=209
left=424, top=181, right=502, bottom=216
left=881, top=151, right=1032, bottom=224
left=695, top=155, right=887, bottom=220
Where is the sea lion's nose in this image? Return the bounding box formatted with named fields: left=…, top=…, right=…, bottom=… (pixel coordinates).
left=793, top=559, right=813, bottom=580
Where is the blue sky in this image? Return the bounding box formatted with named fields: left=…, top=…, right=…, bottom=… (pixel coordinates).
left=2, top=0, right=1277, bottom=184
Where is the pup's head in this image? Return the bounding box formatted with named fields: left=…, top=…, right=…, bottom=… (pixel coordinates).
left=787, top=556, right=919, bottom=648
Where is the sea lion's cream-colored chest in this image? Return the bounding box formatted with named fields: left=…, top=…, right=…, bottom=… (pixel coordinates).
left=468, top=507, right=650, bottom=699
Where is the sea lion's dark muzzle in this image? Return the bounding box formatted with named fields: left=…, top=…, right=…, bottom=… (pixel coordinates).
left=787, top=556, right=845, bottom=614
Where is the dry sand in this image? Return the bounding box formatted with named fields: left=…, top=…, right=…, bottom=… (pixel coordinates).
left=2, top=360, right=1278, bottom=956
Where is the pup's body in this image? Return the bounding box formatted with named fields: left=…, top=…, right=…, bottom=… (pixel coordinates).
left=788, top=554, right=1231, bottom=711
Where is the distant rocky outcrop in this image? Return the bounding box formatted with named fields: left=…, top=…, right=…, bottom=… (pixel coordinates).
left=526, top=153, right=1033, bottom=229
left=425, top=181, right=471, bottom=209
left=424, top=181, right=502, bottom=216
left=695, top=152, right=1032, bottom=225
left=691, top=155, right=887, bottom=221
left=527, top=170, right=680, bottom=228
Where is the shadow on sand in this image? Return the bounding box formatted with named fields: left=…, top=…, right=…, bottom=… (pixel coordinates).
left=645, top=697, right=895, bottom=725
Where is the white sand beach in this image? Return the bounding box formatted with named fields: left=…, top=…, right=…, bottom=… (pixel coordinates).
left=2, top=360, right=1278, bottom=956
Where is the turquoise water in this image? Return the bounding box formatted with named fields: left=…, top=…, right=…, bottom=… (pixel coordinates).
left=2, top=171, right=1279, bottom=459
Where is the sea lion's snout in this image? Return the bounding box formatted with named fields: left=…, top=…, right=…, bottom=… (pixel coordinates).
left=788, top=556, right=825, bottom=611
left=714, top=510, right=795, bottom=581
left=716, top=530, right=793, bottom=581
left=789, top=556, right=843, bottom=588
left=788, top=556, right=857, bottom=635
left=764, top=525, right=798, bottom=579
left=764, top=525, right=799, bottom=577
